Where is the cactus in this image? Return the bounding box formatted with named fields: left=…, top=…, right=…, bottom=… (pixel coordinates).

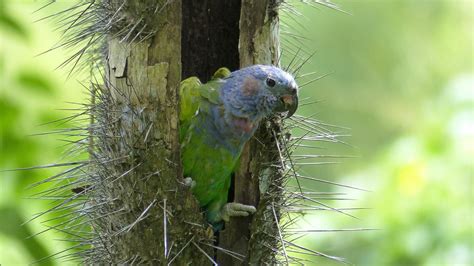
left=28, top=0, right=368, bottom=264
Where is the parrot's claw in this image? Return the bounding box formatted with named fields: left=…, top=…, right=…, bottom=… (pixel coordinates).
left=183, top=177, right=196, bottom=189
left=220, top=202, right=257, bottom=222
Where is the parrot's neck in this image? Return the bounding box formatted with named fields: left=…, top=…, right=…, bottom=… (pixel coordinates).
left=220, top=75, right=277, bottom=121
left=198, top=105, right=260, bottom=155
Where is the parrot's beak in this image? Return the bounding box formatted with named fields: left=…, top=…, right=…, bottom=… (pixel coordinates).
left=281, top=94, right=298, bottom=118
left=273, top=82, right=299, bottom=118
left=281, top=82, right=299, bottom=118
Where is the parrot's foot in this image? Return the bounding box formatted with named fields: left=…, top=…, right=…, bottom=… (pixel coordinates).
left=183, top=177, right=196, bottom=189
left=219, top=202, right=256, bottom=222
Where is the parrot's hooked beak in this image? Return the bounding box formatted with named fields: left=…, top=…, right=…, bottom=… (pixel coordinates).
left=281, top=93, right=298, bottom=118
left=275, top=83, right=298, bottom=118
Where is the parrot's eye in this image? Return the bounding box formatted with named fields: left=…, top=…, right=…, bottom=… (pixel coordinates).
left=266, top=78, right=276, bottom=87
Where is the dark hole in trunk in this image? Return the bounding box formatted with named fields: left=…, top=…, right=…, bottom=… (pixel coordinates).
left=181, top=0, right=241, bottom=82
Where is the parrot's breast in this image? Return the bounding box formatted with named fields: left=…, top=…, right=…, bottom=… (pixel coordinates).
left=181, top=106, right=252, bottom=209
left=232, top=117, right=255, bottom=133
left=181, top=129, right=238, bottom=208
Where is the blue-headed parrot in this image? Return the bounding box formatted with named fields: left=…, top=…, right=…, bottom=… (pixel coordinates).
left=179, top=65, right=299, bottom=229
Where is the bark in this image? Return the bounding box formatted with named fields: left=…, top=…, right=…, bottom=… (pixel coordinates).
left=94, top=0, right=210, bottom=263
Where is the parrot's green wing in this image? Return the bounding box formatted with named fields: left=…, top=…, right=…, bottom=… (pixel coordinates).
left=211, top=67, right=231, bottom=80
left=179, top=67, right=230, bottom=126
left=179, top=76, right=202, bottom=124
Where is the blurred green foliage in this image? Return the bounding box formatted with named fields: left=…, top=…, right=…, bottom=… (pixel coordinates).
left=289, top=1, right=473, bottom=265
left=0, top=0, right=472, bottom=265
left=0, top=1, right=86, bottom=264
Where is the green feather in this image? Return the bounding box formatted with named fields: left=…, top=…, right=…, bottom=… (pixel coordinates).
left=179, top=67, right=230, bottom=124
left=179, top=76, right=202, bottom=124
left=179, top=68, right=233, bottom=225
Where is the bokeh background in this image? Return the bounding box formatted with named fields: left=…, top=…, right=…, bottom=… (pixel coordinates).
left=0, top=0, right=472, bottom=265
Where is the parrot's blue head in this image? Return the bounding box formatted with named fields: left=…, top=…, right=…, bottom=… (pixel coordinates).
left=220, top=65, right=299, bottom=126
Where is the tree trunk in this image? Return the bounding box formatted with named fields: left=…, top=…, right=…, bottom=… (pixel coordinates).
left=90, top=0, right=211, bottom=263
left=87, top=0, right=283, bottom=264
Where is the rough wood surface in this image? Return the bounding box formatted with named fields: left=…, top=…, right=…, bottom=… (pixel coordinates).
left=95, top=0, right=211, bottom=263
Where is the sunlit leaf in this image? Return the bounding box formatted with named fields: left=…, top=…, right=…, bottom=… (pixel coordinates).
left=17, top=70, right=55, bottom=94
left=0, top=0, right=29, bottom=40
left=0, top=206, right=54, bottom=266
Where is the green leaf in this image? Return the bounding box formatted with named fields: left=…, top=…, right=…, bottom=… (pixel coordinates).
left=17, top=70, right=55, bottom=94
left=0, top=0, right=29, bottom=40
left=0, top=206, right=54, bottom=266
